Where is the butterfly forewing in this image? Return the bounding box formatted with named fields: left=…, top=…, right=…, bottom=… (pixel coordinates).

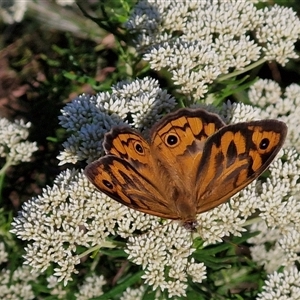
left=150, top=109, right=225, bottom=188
left=194, top=120, right=287, bottom=213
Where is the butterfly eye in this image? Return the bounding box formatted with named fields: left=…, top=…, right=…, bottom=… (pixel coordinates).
left=259, top=138, right=270, bottom=150
left=134, top=141, right=145, bottom=154
left=103, top=179, right=114, bottom=189
left=165, top=133, right=180, bottom=147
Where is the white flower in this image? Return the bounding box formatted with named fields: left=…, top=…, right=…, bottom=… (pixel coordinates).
left=11, top=169, right=131, bottom=284
left=258, top=148, right=300, bottom=231
left=248, top=80, right=300, bottom=151
left=257, top=5, right=300, bottom=65
left=0, top=263, right=38, bottom=300
left=248, top=147, right=300, bottom=275
left=187, top=258, right=207, bottom=283
left=249, top=221, right=286, bottom=273
left=126, top=1, right=300, bottom=98
left=0, top=118, right=38, bottom=166
left=125, top=222, right=203, bottom=297
left=257, top=267, right=300, bottom=300
left=120, top=286, right=146, bottom=300
left=221, top=101, right=264, bottom=123
left=248, top=79, right=282, bottom=107
left=47, top=276, right=67, bottom=299
left=75, top=274, right=106, bottom=300
left=116, top=209, right=160, bottom=238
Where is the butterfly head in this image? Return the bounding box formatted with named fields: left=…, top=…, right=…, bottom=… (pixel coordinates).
left=182, top=220, right=198, bottom=231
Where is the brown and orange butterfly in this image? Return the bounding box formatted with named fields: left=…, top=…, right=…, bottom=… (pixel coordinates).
left=84, top=108, right=287, bottom=230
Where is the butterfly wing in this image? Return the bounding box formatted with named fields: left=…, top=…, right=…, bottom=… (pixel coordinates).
left=195, top=120, right=287, bottom=213
left=150, top=108, right=225, bottom=190
left=85, top=127, right=180, bottom=219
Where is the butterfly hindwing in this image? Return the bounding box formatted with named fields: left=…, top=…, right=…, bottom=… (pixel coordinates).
left=84, top=156, right=179, bottom=219
left=103, top=127, right=151, bottom=169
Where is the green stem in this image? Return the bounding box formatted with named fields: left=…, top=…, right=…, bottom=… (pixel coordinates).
left=217, top=58, right=266, bottom=82
left=78, top=240, right=117, bottom=259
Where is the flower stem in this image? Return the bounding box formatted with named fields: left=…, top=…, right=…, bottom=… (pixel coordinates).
left=218, top=58, right=266, bottom=82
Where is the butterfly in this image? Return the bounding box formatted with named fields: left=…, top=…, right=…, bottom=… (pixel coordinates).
left=84, top=108, right=287, bottom=230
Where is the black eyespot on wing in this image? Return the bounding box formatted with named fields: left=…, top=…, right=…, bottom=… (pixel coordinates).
left=259, top=138, right=270, bottom=150
left=166, top=133, right=179, bottom=146
left=134, top=141, right=144, bottom=154
left=103, top=179, right=114, bottom=189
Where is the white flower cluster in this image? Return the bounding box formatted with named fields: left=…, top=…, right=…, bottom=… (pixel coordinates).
left=220, top=101, right=264, bottom=123
left=75, top=274, right=106, bottom=300
left=257, top=267, right=300, bottom=300
left=46, top=275, right=68, bottom=299
left=248, top=147, right=300, bottom=272
left=116, top=209, right=161, bottom=238
left=125, top=1, right=300, bottom=99
left=45, top=273, right=106, bottom=299
left=0, top=117, right=38, bottom=166
left=244, top=79, right=300, bottom=297
left=120, top=286, right=146, bottom=300
left=256, top=5, right=300, bottom=65
left=58, top=77, right=176, bottom=165
left=10, top=168, right=159, bottom=285
left=0, top=242, right=39, bottom=299
left=249, top=79, right=300, bottom=151
left=126, top=223, right=206, bottom=298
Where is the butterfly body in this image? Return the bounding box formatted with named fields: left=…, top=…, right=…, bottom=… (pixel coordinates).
left=85, top=108, right=287, bottom=229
